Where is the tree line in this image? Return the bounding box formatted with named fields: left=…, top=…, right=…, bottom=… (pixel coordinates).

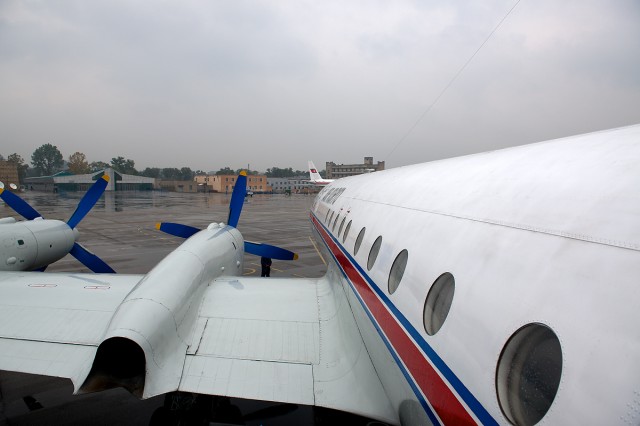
left=1, top=143, right=321, bottom=184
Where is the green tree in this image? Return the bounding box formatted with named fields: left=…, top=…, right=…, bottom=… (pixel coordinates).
left=67, top=152, right=90, bottom=174
left=31, top=143, right=64, bottom=176
left=89, top=161, right=110, bottom=172
left=180, top=167, right=194, bottom=181
left=215, top=167, right=235, bottom=175
left=141, top=167, right=161, bottom=178
left=265, top=167, right=303, bottom=178
left=161, top=168, right=181, bottom=180
left=111, top=156, right=137, bottom=175
left=6, top=153, right=29, bottom=184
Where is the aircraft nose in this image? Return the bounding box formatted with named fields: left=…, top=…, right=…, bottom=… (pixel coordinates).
left=73, top=227, right=80, bottom=242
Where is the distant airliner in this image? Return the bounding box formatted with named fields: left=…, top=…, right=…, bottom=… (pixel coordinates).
left=1, top=125, right=639, bottom=425
left=307, top=160, right=335, bottom=185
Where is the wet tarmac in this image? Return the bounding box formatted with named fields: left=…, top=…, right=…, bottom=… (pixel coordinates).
left=10, top=191, right=327, bottom=278
left=0, top=191, right=378, bottom=425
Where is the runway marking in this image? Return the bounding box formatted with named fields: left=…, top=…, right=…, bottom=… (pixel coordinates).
left=309, top=236, right=326, bottom=265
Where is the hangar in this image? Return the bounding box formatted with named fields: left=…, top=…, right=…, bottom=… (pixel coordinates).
left=24, top=168, right=155, bottom=192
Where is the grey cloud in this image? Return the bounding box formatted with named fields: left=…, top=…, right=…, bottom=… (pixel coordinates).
left=0, top=0, right=639, bottom=172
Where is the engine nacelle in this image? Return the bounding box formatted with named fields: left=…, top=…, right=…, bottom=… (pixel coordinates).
left=0, top=219, right=75, bottom=271
left=79, top=224, right=244, bottom=398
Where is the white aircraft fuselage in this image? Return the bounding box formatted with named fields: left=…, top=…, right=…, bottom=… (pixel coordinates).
left=309, top=124, right=640, bottom=425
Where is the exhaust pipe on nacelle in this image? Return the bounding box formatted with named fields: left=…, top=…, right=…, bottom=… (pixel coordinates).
left=79, top=337, right=146, bottom=398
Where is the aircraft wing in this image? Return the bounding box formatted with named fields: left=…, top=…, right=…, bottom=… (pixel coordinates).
left=179, top=276, right=397, bottom=424
left=0, top=271, right=396, bottom=423
left=0, top=272, right=142, bottom=383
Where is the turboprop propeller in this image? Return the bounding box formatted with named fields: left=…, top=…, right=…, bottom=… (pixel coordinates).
left=155, top=171, right=298, bottom=261
left=0, top=176, right=115, bottom=273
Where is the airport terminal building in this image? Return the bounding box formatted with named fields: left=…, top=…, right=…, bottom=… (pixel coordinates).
left=326, top=156, right=385, bottom=179
left=268, top=176, right=318, bottom=194
left=0, top=161, right=19, bottom=188
left=194, top=174, right=269, bottom=193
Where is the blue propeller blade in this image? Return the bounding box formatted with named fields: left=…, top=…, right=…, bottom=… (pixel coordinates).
left=156, top=222, right=201, bottom=239
left=154, top=172, right=298, bottom=263
left=245, top=241, right=298, bottom=261
left=0, top=187, right=42, bottom=220
left=69, top=242, right=115, bottom=273
left=67, top=175, right=109, bottom=229
left=227, top=171, right=247, bottom=228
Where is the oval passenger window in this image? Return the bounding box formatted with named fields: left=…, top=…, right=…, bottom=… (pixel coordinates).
left=423, top=272, right=455, bottom=335
left=367, top=236, right=383, bottom=271
left=388, top=249, right=408, bottom=294
left=354, top=227, right=366, bottom=255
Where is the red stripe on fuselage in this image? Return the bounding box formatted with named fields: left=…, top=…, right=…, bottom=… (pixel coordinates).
left=311, top=214, right=476, bottom=425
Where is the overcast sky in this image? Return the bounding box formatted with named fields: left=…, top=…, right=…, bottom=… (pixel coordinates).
left=1, top=0, right=639, bottom=173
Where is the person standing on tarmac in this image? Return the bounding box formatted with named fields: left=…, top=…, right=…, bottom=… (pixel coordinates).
left=260, top=256, right=272, bottom=277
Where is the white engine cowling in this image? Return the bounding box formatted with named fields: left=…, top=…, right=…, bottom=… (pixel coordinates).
left=78, top=224, right=244, bottom=398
